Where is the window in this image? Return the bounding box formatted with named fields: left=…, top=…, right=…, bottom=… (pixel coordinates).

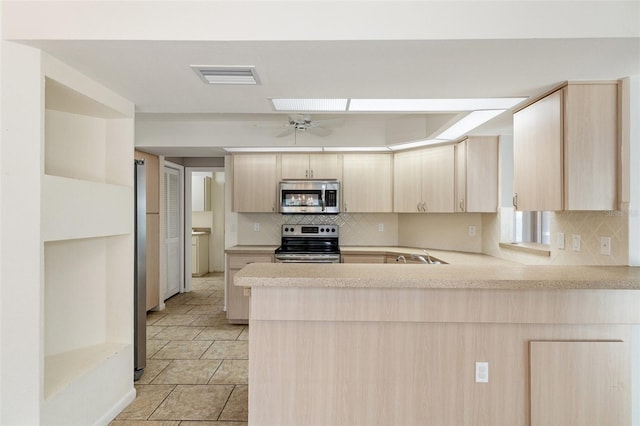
left=514, top=211, right=551, bottom=245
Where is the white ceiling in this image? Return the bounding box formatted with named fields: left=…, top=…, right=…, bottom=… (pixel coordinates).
left=7, top=1, right=640, bottom=156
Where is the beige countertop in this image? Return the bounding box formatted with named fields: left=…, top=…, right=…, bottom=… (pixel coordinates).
left=340, top=246, right=516, bottom=265
left=235, top=263, right=640, bottom=290
left=225, top=245, right=513, bottom=265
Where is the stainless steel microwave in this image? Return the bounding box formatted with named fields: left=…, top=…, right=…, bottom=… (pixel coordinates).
left=279, top=180, right=340, bottom=214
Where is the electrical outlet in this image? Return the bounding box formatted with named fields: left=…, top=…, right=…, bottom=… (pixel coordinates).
left=378, top=223, right=384, bottom=232
left=557, top=232, right=565, bottom=250
left=571, top=234, right=581, bottom=252
left=600, top=236, right=611, bottom=256
left=475, top=362, right=489, bottom=383
left=468, top=226, right=476, bottom=237
left=253, top=223, right=260, bottom=232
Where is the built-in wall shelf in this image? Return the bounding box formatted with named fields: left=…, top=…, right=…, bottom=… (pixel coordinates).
left=44, top=343, right=130, bottom=398
left=42, top=175, right=132, bottom=242
left=38, top=54, right=135, bottom=424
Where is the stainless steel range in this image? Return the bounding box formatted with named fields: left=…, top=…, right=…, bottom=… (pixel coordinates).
left=274, top=224, right=340, bottom=263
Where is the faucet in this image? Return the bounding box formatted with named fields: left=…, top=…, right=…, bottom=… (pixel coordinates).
left=410, top=254, right=429, bottom=264
left=396, top=255, right=407, bottom=264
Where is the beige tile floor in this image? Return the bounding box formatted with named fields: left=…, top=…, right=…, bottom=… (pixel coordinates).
left=111, top=273, right=248, bottom=426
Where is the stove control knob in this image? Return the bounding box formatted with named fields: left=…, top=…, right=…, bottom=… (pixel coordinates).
left=284, top=227, right=289, bottom=232
left=320, top=228, right=325, bottom=232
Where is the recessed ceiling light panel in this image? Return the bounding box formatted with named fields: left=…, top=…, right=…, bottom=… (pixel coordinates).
left=435, top=110, right=505, bottom=140
left=191, top=65, right=259, bottom=85
left=349, top=98, right=526, bottom=112
left=388, top=139, right=447, bottom=151
left=271, top=98, right=348, bottom=112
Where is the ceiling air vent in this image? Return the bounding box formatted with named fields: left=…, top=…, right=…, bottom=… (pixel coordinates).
left=191, top=65, right=259, bottom=85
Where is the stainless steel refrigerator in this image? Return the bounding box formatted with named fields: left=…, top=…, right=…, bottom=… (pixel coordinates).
left=134, top=159, right=147, bottom=380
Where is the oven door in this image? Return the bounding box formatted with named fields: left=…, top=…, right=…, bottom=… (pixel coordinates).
left=275, top=253, right=341, bottom=263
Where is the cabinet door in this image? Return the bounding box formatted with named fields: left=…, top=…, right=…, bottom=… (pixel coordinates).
left=280, top=154, right=310, bottom=179
left=343, top=154, right=393, bottom=212
left=134, top=150, right=160, bottom=214
left=530, top=341, right=629, bottom=426
left=465, top=136, right=498, bottom=212
left=422, top=145, right=455, bottom=213
left=226, top=254, right=273, bottom=324
left=309, top=154, right=340, bottom=179
left=454, top=140, right=467, bottom=212
left=232, top=155, right=277, bottom=212
left=513, top=90, right=563, bottom=211
left=564, top=83, right=618, bottom=210
left=393, top=150, right=423, bottom=212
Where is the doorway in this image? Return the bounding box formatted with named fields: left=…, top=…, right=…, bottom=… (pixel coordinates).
left=185, top=167, right=225, bottom=292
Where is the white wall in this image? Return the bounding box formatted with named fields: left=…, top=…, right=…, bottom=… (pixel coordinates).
left=0, top=40, right=44, bottom=426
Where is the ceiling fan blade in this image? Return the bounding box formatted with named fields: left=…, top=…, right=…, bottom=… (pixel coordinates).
left=307, top=127, right=332, bottom=137
left=276, top=127, right=295, bottom=137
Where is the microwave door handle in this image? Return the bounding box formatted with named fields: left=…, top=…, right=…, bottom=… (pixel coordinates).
left=321, top=185, right=326, bottom=212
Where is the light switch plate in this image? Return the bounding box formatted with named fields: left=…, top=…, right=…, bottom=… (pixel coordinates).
left=253, top=223, right=260, bottom=232
left=571, top=234, right=581, bottom=252
left=378, top=223, right=384, bottom=232
left=475, top=362, right=489, bottom=383
left=557, top=232, right=565, bottom=250
left=468, top=226, right=476, bottom=237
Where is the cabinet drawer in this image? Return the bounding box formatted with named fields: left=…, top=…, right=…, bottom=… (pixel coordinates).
left=228, top=254, right=273, bottom=269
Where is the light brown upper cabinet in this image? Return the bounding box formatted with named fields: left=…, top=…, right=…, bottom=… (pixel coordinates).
left=513, top=82, right=619, bottom=211
left=280, top=154, right=341, bottom=180
left=455, top=136, right=499, bottom=212
left=394, top=145, right=455, bottom=213
left=232, top=154, right=277, bottom=212
left=134, top=150, right=159, bottom=214
left=342, top=153, right=393, bottom=213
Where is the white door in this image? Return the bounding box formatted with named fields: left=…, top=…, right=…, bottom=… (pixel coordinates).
left=164, top=165, right=181, bottom=299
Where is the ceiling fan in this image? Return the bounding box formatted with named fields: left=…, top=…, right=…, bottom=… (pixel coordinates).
left=275, top=114, right=343, bottom=138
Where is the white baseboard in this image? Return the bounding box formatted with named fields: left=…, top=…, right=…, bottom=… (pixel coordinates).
left=94, top=387, right=136, bottom=426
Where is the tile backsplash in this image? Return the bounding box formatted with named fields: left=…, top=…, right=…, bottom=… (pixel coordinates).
left=237, top=208, right=630, bottom=266
left=237, top=213, right=398, bottom=246
left=482, top=207, right=629, bottom=265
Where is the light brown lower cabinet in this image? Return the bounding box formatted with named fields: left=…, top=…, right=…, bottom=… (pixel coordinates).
left=226, top=253, right=273, bottom=324
left=530, top=340, right=629, bottom=426
left=145, top=213, right=160, bottom=311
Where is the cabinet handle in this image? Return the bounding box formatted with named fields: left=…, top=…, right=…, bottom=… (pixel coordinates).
left=417, top=202, right=421, bottom=212
left=513, top=193, right=518, bottom=209
left=459, top=199, right=465, bottom=212
left=344, top=203, right=348, bottom=212
left=272, top=204, right=275, bottom=212
left=305, top=170, right=309, bottom=179
left=310, top=169, right=314, bottom=179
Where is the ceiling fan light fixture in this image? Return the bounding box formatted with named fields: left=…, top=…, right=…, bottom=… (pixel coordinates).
left=191, top=65, right=259, bottom=85
left=271, top=98, right=348, bottom=112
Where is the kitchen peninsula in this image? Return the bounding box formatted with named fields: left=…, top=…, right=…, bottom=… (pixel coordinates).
left=236, top=263, right=640, bottom=426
